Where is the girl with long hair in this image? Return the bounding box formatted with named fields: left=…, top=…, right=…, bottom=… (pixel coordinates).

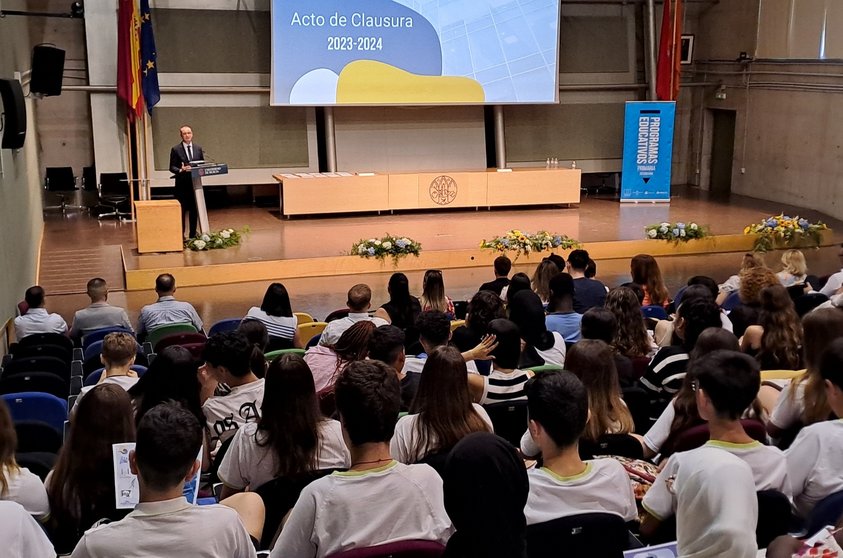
left=380, top=272, right=422, bottom=350
left=740, top=284, right=803, bottom=370
left=729, top=266, right=780, bottom=338
left=46, top=384, right=136, bottom=553
left=451, top=290, right=506, bottom=353
left=420, top=269, right=455, bottom=318
left=508, top=290, right=566, bottom=368
left=530, top=259, right=558, bottom=306
left=0, top=399, right=49, bottom=519
left=777, top=249, right=808, bottom=287
left=303, top=320, right=375, bottom=393
left=604, top=286, right=653, bottom=358
left=238, top=318, right=269, bottom=378
left=564, top=340, right=634, bottom=442
left=129, top=345, right=204, bottom=427
left=504, top=272, right=531, bottom=307
left=217, top=354, right=349, bottom=499
left=768, top=307, right=843, bottom=438
left=244, top=282, right=301, bottom=349
left=716, top=252, right=766, bottom=304
left=391, top=346, right=492, bottom=464
left=630, top=254, right=670, bottom=308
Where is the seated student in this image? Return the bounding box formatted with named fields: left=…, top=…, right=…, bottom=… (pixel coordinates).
left=69, top=278, right=133, bottom=340
left=580, top=307, right=636, bottom=387
left=450, top=290, right=506, bottom=355
left=567, top=249, right=607, bottom=313
left=479, top=255, right=512, bottom=296
left=467, top=319, right=534, bottom=405
left=74, top=332, right=139, bottom=410
left=69, top=403, right=260, bottom=558
left=244, top=282, right=302, bottom=349
left=318, top=284, right=389, bottom=347
left=523, top=371, right=637, bottom=525
left=683, top=350, right=790, bottom=495
left=199, top=332, right=265, bottom=451
left=237, top=319, right=269, bottom=379
left=544, top=273, right=582, bottom=343
left=14, top=285, right=67, bottom=340
left=786, top=337, right=843, bottom=518
left=642, top=445, right=758, bottom=558
left=0, top=400, right=49, bottom=520
left=508, top=290, right=566, bottom=368
left=271, top=360, right=453, bottom=558
left=0, top=501, right=55, bottom=558
left=391, top=346, right=492, bottom=464
left=217, top=354, right=350, bottom=498
left=367, top=325, right=417, bottom=411
left=304, top=321, right=375, bottom=394
left=403, top=311, right=487, bottom=374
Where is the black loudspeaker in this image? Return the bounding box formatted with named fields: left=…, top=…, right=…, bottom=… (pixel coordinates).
left=0, top=79, right=27, bottom=149
left=30, top=45, right=65, bottom=97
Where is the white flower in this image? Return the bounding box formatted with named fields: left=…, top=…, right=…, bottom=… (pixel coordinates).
left=215, top=238, right=223, bottom=245
left=690, top=223, right=698, bottom=230
left=226, top=228, right=234, bottom=233
left=648, top=229, right=658, bottom=238
left=660, top=222, right=670, bottom=228
left=374, top=240, right=381, bottom=246
left=220, top=231, right=231, bottom=239
left=201, top=234, right=211, bottom=242
left=679, top=229, right=686, bottom=237
left=382, top=241, right=392, bottom=249
left=659, top=226, right=668, bottom=234
left=194, top=240, right=206, bottom=250
left=357, top=245, right=367, bottom=254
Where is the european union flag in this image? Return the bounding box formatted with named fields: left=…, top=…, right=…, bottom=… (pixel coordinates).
left=140, top=0, right=160, bottom=113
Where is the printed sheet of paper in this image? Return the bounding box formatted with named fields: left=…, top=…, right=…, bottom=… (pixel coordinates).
left=112, top=443, right=203, bottom=509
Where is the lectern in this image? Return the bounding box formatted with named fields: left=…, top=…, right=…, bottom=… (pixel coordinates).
left=189, top=163, right=229, bottom=234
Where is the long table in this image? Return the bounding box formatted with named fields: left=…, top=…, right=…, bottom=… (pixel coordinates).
left=273, top=168, right=581, bottom=216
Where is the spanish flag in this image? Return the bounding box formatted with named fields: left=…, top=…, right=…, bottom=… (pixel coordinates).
left=656, top=0, right=683, bottom=101
left=117, top=0, right=143, bottom=120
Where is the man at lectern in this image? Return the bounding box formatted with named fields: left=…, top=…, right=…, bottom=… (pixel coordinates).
left=169, top=125, right=204, bottom=239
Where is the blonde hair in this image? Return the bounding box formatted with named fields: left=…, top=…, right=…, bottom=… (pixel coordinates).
left=0, top=400, right=20, bottom=496
left=780, top=250, right=807, bottom=277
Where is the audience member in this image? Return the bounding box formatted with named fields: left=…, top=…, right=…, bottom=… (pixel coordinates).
left=271, top=360, right=452, bottom=557
left=217, top=354, right=349, bottom=498
left=244, top=282, right=301, bottom=349
left=74, top=332, right=139, bottom=408
left=655, top=281, right=733, bottom=347
left=468, top=319, right=533, bottom=404
left=0, top=399, right=49, bottom=519
left=200, top=332, right=265, bottom=449
left=451, top=290, right=505, bottom=354
left=14, top=285, right=67, bottom=340
left=379, top=273, right=422, bottom=351
left=544, top=273, right=582, bottom=343
left=129, top=345, right=204, bottom=428
left=46, top=384, right=136, bottom=553
left=523, top=371, right=636, bottom=524
left=716, top=252, right=766, bottom=304
left=0, top=501, right=55, bottom=558
left=318, top=284, right=388, bottom=346
left=136, top=273, right=203, bottom=339
left=728, top=265, right=780, bottom=338
left=741, top=284, right=803, bottom=370
left=580, top=307, right=636, bottom=386
left=768, top=308, right=843, bottom=438
left=391, top=346, right=492, bottom=464
left=530, top=259, right=558, bottom=306
left=786, top=337, right=843, bottom=517
left=403, top=311, right=484, bottom=374
left=604, top=286, right=653, bottom=358
left=69, top=278, right=133, bottom=339
left=237, top=319, right=269, bottom=378
left=442, top=432, right=528, bottom=558
left=504, top=272, right=531, bottom=306
left=546, top=253, right=566, bottom=272
left=585, top=258, right=598, bottom=279
left=631, top=254, right=670, bottom=308
left=509, top=290, right=566, bottom=368
left=304, top=320, right=375, bottom=394
left=567, top=249, right=607, bottom=312
left=420, top=269, right=455, bottom=319
left=819, top=243, right=843, bottom=296
left=777, top=249, right=809, bottom=287
left=69, top=403, right=260, bottom=558
left=673, top=275, right=720, bottom=309
left=478, top=255, right=512, bottom=296
left=368, top=325, right=417, bottom=410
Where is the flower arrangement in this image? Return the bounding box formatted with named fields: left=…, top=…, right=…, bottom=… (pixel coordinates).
left=351, top=234, right=422, bottom=265
left=743, top=214, right=828, bottom=252
left=645, top=221, right=709, bottom=243
left=480, top=230, right=581, bottom=261
left=184, top=227, right=249, bottom=251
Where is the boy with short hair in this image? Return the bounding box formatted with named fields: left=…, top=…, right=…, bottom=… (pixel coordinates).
left=786, top=337, right=843, bottom=518
left=73, top=332, right=139, bottom=410
left=271, top=360, right=452, bottom=558
left=70, top=403, right=258, bottom=557
left=523, top=370, right=637, bottom=525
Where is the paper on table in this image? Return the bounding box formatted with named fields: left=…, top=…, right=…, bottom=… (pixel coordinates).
left=623, top=541, right=678, bottom=558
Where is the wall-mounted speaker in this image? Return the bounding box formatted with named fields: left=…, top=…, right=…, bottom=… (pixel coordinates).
left=30, top=45, right=65, bottom=97
left=0, top=78, right=27, bottom=150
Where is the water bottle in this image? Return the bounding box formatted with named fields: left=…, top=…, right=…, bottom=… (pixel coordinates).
left=546, top=158, right=551, bottom=169
left=571, top=160, right=577, bottom=169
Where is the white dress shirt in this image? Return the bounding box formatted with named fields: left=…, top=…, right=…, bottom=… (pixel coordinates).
left=14, top=308, right=67, bottom=340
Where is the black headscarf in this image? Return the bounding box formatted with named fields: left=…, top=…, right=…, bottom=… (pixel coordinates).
left=442, top=432, right=529, bottom=558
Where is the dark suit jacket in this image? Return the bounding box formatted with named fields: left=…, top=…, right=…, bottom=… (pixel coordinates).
left=169, top=143, right=204, bottom=189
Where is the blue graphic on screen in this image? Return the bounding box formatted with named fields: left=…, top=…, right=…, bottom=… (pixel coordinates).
left=271, top=0, right=560, bottom=106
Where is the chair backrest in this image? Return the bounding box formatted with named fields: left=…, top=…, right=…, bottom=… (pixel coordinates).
left=525, top=364, right=564, bottom=374
left=17, top=332, right=74, bottom=352
left=15, top=451, right=57, bottom=481
left=324, top=309, right=349, bottom=323
left=526, top=512, right=629, bottom=558
left=641, top=305, right=669, bottom=321
left=153, top=332, right=207, bottom=354
left=806, top=489, right=843, bottom=536
left=453, top=300, right=468, bottom=320
left=721, top=291, right=742, bottom=311
left=756, top=490, right=791, bottom=548
left=297, top=322, right=328, bottom=341
left=99, top=172, right=129, bottom=195
left=81, top=326, right=135, bottom=352
left=14, top=420, right=63, bottom=453
left=2, top=355, right=69, bottom=379
left=81, top=165, right=97, bottom=191
left=84, top=365, right=147, bottom=387
left=146, top=323, right=199, bottom=349
left=0, top=373, right=69, bottom=400
left=326, top=540, right=446, bottom=558
left=294, top=312, right=314, bottom=326
left=266, top=335, right=295, bottom=352
left=208, top=318, right=242, bottom=337
left=1, top=391, right=68, bottom=432
left=180, top=343, right=206, bottom=360
left=306, top=334, right=322, bottom=348
left=45, top=166, right=75, bottom=191
left=483, top=401, right=529, bottom=447
left=579, top=434, right=644, bottom=460
left=265, top=348, right=306, bottom=361
left=11, top=343, right=72, bottom=364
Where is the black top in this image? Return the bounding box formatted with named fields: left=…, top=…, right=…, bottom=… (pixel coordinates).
left=381, top=297, right=422, bottom=351
left=400, top=371, right=421, bottom=411
left=572, top=277, right=607, bottom=313
left=478, top=277, right=510, bottom=296
left=451, top=325, right=482, bottom=353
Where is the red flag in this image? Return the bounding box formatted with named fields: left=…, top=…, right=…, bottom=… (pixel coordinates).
left=656, top=0, right=683, bottom=101
left=117, top=0, right=143, bottom=120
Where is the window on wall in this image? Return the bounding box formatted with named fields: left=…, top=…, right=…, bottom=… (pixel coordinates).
left=757, top=0, right=843, bottom=59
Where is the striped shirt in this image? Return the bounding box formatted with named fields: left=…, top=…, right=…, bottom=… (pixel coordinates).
left=640, top=346, right=688, bottom=395
left=137, top=296, right=203, bottom=337
left=244, top=308, right=296, bottom=340
left=479, top=369, right=532, bottom=404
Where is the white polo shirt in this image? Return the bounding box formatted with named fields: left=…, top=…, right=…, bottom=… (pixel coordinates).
left=69, top=497, right=256, bottom=558
left=318, top=313, right=389, bottom=347
left=0, top=501, right=55, bottom=558
left=786, top=419, right=843, bottom=517
left=14, top=308, right=67, bottom=340
left=390, top=404, right=493, bottom=463
left=703, top=440, right=791, bottom=497
left=202, top=378, right=265, bottom=450
left=0, top=465, right=50, bottom=520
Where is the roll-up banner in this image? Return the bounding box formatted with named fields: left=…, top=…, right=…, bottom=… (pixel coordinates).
left=620, top=101, right=676, bottom=203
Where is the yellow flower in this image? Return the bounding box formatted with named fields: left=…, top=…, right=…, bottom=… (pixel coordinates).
left=744, top=226, right=751, bottom=234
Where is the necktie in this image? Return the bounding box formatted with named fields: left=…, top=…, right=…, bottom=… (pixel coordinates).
left=186, top=144, right=193, bottom=161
